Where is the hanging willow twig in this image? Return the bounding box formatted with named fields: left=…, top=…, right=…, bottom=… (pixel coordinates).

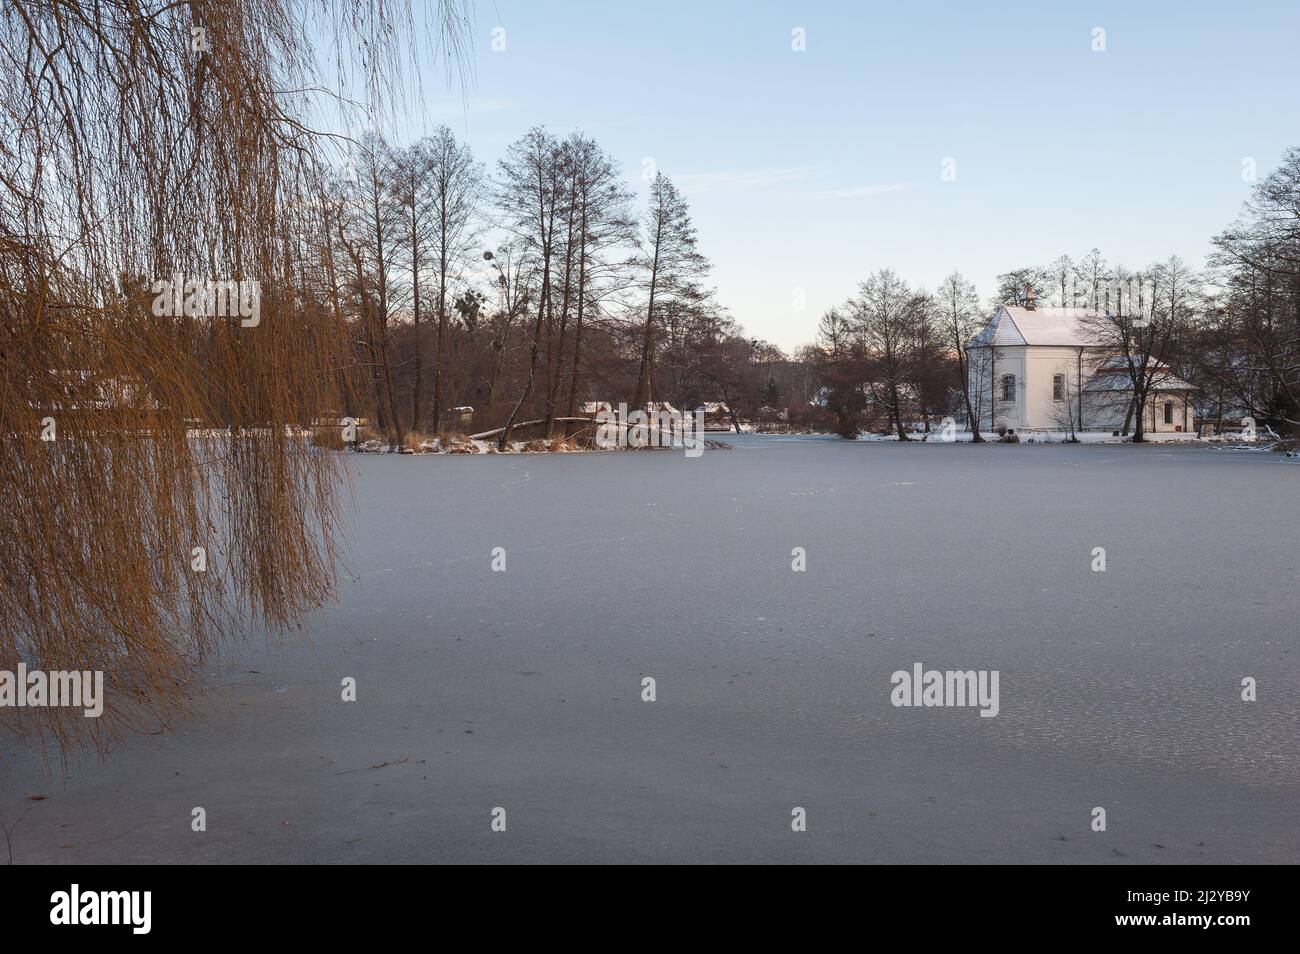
left=0, top=0, right=474, bottom=764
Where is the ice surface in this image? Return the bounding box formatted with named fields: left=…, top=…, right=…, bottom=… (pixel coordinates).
left=3, top=434, right=1297, bottom=862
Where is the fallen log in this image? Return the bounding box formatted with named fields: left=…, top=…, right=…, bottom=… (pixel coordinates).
left=468, top=417, right=594, bottom=441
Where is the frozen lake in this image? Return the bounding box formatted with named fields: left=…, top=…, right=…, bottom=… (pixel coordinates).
left=4, top=434, right=1298, bottom=863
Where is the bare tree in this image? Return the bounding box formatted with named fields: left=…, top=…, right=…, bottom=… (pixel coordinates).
left=345, top=133, right=405, bottom=448
left=495, top=127, right=567, bottom=449
left=631, top=173, right=708, bottom=410
left=388, top=141, right=433, bottom=429
left=1046, top=254, right=1075, bottom=306
left=852, top=269, right=915, bottom=440
left=1049, top=361, right=1081, bottom=441
left=937, top=271, right=985, bottom=441
left=1074, top=248, right=1111, bottom=311
left=813, top=308, right=867, bottom=438
left=995, top=265, right=1050, bottom=306
left=1081, top=258, right=1198, bottom=442
left=908, top=292, right=950, bottom=436
left=1209, top=148, right=1300, bottom=437
left=556, top=135, right=636, bottom=435
left=967, top=346, right=994, bottom=435
left=483, top=243, right=533, bottom=409
left=423, top=127, right=483, bottom=433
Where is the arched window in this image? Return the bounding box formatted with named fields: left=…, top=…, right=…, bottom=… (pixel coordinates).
left=1002, top=374, right=1016, bottom=402
left=1052, top=374, right=1065, bottom=401
left=1164, top=401, right=1174, bottom=425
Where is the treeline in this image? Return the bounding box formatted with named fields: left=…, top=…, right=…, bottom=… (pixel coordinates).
left=321, top=126, right=782, bottom=447
left=808, top=148, right=1300, bottom=442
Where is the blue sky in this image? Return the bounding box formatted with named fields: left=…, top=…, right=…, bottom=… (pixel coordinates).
left=371, top=0, right=1300, bottom=351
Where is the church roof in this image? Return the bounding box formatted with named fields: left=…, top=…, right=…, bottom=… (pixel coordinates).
left=971, top=306, right=1103, bottom=348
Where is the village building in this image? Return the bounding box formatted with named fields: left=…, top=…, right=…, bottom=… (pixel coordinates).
left=699, top=401, right=734, bottom=430
left=966, top=304, right=1196, bottom=435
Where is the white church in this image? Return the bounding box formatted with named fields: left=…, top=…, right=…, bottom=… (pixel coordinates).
left=965, top=303, right=1196, bottom=435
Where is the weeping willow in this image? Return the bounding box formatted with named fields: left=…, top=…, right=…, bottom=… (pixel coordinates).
left=0, top=0, right=473, bottom=761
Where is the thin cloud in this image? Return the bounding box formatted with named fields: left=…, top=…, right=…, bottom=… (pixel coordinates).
left=672, top=167, right=817, bottom=193
left=805, top=182, right=913, bottom=199
left=423, top=96, right=514, bottom=121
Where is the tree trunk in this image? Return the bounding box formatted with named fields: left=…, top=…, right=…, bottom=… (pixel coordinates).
left=365, top=312, right=388, bottom=436
left=432, top=223, right=449, bottom=434
left=1076, top=348, right=1084, bottom=433
left=500, top=313, right=543, bottom=451
left=1131, top=389, right=1147, bottom=442
left=631, top=218, right=664, bottom=410
left=888, top=372, right=909, bottom=440
left=989, top=348, right=997, bottom=434
left=336, top=220, right=392, bottom=441
left=960, top=347, right=983, bottom=442
left=500, top=252, right=551, bottom=450
left=377, top=316, right=402, bottom=449
left=546, top=203, right=577, bottom=436
left=486, top=302, right=512, bottom=408
left=409, top=203, right=423, bottom=432
left=563, top=223, right=589, bottom=438
left=371, top=181, right=403, bottom=449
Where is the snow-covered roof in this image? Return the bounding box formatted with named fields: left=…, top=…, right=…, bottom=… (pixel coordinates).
left=971, top=306, right=1101, bottom=348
